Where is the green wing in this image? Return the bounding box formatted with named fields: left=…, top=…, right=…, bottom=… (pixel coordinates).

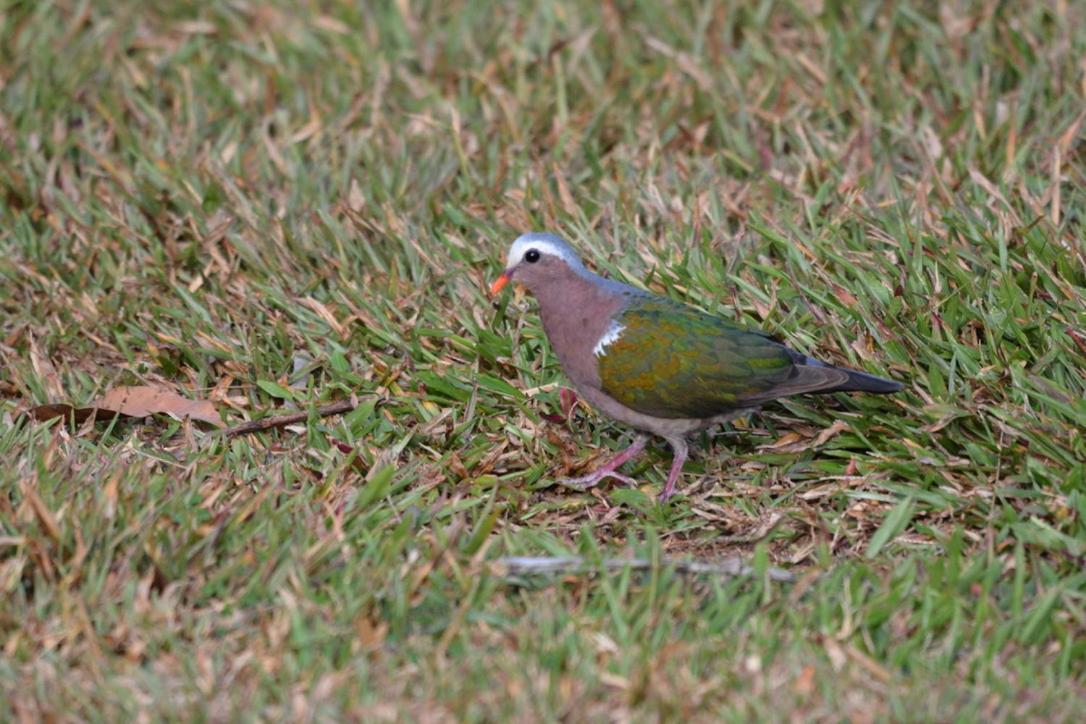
left=596, top=297, right=847, bottom=419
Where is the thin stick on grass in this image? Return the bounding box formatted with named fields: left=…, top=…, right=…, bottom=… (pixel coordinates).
left=221, top=399, right=362, bottom=439
left=492, top=556, right=796, bottom=582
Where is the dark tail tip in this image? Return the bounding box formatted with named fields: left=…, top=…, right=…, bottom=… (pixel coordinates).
left=796, top=354, right=904, bottom=394
left=837, top=368, right=904, bottom=394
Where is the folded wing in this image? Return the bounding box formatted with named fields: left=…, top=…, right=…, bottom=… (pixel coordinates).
left=596, top=297, right=851, bottom=419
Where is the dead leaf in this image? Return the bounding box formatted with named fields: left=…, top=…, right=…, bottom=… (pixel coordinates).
left=845, top=643, right=892, bottom=683
left=812, top=419, right=850, bottom=447
left=21, top=482, right=61, bottom=542
left=93, top=385, right=223, bottom=427
left=354, top=615, right=388, bottom=652
left=832, top=284, right=859, bottom=308
left=28, top=335, right=65, bottom=401
left=300, top=297, right=346, bottom=337
left=22, top=385, right=223, bottom=429
left=793, top=665, right=816, bottom=696
left=22, top=403, right=108, bottom=425
left=552, top=164, right=579, bottom=217
left=759, top=430, right=807, bottom=452
left=759, top=420, right=849, bottom=453
left=823, top=636, right=848, bottom=671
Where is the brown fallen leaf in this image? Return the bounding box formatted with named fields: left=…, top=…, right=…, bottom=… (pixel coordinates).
left=793, top=665, right=816, bottom=696
left=22, top=384, right=224, bottom=428
left=759, top=430, right=807, bottom=452
left=759, top=420, right=850, bottom=453
left=832, top=284, right=859, bottom=308
left=22, top=403, right=105, bottom=425
left=28, top=335, right=65, bottom=401
left=93, top=385, right=223, bottom=426
left=811, top=419, right=850, bottom=447
left=21, top=481, right=62, bottom=542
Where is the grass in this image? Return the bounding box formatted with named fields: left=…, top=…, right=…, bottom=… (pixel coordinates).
left=1, top=0, right=1084, bottom=719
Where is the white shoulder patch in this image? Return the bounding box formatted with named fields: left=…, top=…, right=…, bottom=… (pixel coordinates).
left=593, top=321, right=625, bottom=357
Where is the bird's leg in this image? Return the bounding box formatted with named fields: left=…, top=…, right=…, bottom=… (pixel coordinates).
left=559, top=387, right=579, bottom=421
left=556, top=434, right=649, bottom=490
left=540, top=388, right=581, bottom=426
left=658, top=436, right=690, bottom=501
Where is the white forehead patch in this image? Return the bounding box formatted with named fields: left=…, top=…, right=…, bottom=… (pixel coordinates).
left=506, top=233, right=581, bottom=269
left=592, top=321, right=625, bottom=357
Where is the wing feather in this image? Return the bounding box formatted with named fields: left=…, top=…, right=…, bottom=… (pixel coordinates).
left=596, top=297, right=843, bottom=418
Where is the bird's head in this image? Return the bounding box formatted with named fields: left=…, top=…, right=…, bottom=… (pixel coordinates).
left=489, top=232, right=587, bottom=296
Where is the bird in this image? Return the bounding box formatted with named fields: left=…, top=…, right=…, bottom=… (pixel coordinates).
left=490, top=232, right=904, bottom=501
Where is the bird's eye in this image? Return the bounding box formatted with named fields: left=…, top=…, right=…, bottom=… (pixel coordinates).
left=524, top=249, right=541, bottom=263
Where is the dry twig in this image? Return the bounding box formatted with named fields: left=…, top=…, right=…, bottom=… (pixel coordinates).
left=492, top=555, right=797, bottom=582
left=221, top=399, right=362, bottom=438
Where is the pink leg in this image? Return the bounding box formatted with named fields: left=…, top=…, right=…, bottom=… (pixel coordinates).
left=657, top=436, right=689, bottom=501
left=540, top=389, right=581, bottom=425
left=556, top=435, right=649, bottom=490
left=559, top=388, right=579, bottom=420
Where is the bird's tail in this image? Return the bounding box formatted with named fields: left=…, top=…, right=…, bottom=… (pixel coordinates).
left=801, top=356, right=904, bottom=394
left=830, top=367, right=904, bottom=394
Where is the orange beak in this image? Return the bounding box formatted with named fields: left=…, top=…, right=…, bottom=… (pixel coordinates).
left=489, top=271, right=512, bottom=295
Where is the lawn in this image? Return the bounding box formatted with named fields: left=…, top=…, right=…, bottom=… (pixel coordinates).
left=1, top=0, right=1084, bottom=719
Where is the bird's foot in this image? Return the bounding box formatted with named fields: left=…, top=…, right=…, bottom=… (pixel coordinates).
left=553, top=434, right=649, bottom=492
left=656, top=436, right=690, bottom=502
left=556, top=469, right=639, bottom=490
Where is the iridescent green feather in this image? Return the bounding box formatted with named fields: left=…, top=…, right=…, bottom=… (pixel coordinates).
left=596, top=297, right=797, bottom=418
